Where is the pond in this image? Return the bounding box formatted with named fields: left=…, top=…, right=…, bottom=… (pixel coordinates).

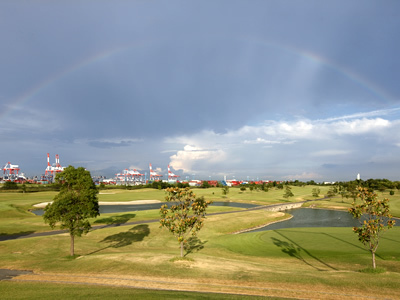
left=32, top=201, right=259, bottom=216
left=249, top=208, right=360, bottom=232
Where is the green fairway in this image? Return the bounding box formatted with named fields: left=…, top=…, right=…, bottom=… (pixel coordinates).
left=191, top=186, right=331, bottom=204
left=1, top=186, right=400, bottom=298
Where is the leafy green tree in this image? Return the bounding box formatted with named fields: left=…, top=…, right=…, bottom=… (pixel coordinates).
left=326, top=187, right=336, bottom=199
left=222, top=186, right=229, bottom=196
left=43, top=166, right=100, bottom=256
left=348, top=187, right=396, bottom=269
left=338, top=185, right=347, bottom=202
left=201, top=181, right=211, bottom=188
left=377, top=184, right=386, bottom=194
left=240, top=186, right=246, bottom=192
left=312, top=187, right=320, bottom=198
left=283, top=186, right=294, bottom=199
left=160, top=187, right=212, bottom=257
left=177, top=182, right=189, bottom=188
left=2, top=181, right=18, bottom=190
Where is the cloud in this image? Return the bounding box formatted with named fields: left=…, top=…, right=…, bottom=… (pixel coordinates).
left=169, top=145, right=226, bottom=173
left=244, top=138, right=285, bottom=145
left=329, top=118, right=390, bottom=135
left=311, top=150, right=351, bottom=157
left=282, top=172, right=324, bottom=180
left=77, top=138, right=143, bottom=149
left=2, top=2, right=400, bottom=181
left=165, top=111, right=400, bottom=179
left=323, top=107, right=400, bottom=122
left=0, top=105, right=64, bottom=135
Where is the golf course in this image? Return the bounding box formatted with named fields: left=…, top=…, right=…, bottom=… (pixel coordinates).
left=1, top=185, right=399, bottom=299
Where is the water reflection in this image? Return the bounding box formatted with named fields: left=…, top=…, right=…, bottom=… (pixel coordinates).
left=250, top=208, right=359, bottom=232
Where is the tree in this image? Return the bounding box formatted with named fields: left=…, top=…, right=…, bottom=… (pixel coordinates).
left=348, top=187, right=396, bottom=269
left=222, top=186, right=229, bottom=196
left=338, top=185, right=347, bottom=202
left=43, top=166, right=99, bottom=256
left=2, top=181, right=18, bottom=190
left=160, top=187, right=212, bottom=257
left=283, top=186, right=294, bottom=199
left=201, top=181, right=211, bottom=188
left=326, top=187, right=336, bottom=199
left=21, top=183, right=27, bottom=193
left=312, top=187, right=320, bottom=198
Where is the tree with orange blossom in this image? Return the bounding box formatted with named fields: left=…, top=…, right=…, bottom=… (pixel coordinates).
left=348, top=186, right=395, bottom=269
left=160, top=187, right=212, bottom=257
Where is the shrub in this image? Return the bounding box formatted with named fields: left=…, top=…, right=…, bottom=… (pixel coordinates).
left=2, top=181, right=18, bottom=190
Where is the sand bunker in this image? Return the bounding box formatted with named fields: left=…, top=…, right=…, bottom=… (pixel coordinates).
left=100, top=200, right=161, bottom=205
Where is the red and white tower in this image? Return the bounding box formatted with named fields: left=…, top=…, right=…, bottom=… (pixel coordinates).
left=2, top=162, right=20, bottom=181
left=54, top=154, right=64, bottom=173
left=115, top=168, right=145, bottom=185
left=45, top=153, right=53, bottom=176
left=45, top=153, right=65, bottom=180
left=149, top=163, right=162, bottom=181
left=167, top=165, right=179, bottom=181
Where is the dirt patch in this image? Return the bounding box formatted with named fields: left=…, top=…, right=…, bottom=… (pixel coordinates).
left=11, top=271, right=382, bottom=299
left=327, top=206, right=348, bottom=210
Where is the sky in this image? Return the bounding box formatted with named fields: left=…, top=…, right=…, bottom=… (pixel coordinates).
left=1, top=1, right=400, bottom=182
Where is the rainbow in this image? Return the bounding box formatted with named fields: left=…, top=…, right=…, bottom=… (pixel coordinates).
left=238, top=35, right=394, bottom=103
left=1, top=36, right=394, bottom=121
left=0, top=40, right=152, bottom=120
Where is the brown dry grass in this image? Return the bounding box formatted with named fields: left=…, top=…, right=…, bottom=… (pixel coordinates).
left=12, top=271, right=395, bottom=299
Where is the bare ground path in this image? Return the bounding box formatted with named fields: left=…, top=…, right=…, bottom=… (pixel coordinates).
left=2, top=270, right=384, bottom=299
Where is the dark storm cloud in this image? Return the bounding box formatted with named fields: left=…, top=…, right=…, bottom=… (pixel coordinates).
left=1, top=1, right=400, bottom=180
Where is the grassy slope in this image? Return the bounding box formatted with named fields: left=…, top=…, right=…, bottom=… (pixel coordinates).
left=0, top=281, right=261, bottom=300
left=1, top=187, right=400, bottom=298
left=1, top=210, right=399, bottom=293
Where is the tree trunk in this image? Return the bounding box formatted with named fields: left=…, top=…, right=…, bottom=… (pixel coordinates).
left=180, top=241, right=184, bottom=257
left=70, top=234, right=75, bottom=257
left=372, top=250, right=376, bottom=269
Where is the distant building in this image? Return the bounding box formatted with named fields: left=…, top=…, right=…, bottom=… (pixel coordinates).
left=189, top=180, right=202, bottom=187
